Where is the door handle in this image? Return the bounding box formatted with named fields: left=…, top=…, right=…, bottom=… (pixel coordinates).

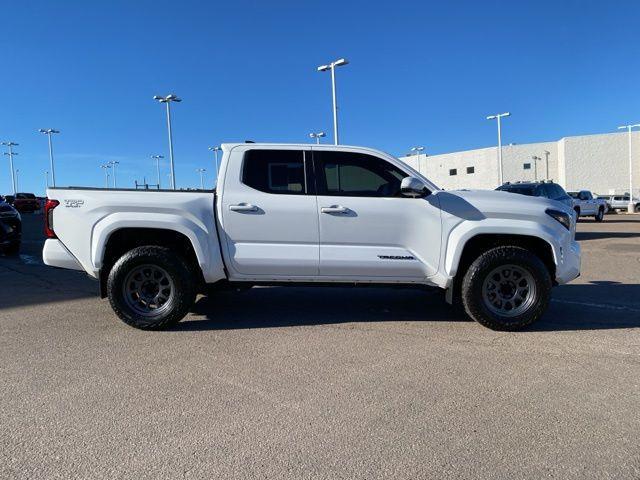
left=229, top=203, right=258, bottom=212
left=321, top=205, right=349, bottom=214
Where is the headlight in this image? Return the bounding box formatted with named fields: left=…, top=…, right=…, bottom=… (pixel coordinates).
left=546, top=208, right=571, bottom=230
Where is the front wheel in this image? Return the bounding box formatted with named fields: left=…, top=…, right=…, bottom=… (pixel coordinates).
left=594, top=207, right=604, bottom=222
left=107, top=246, right=196, bottom=330
left=461, top=246, right=552, bottom=331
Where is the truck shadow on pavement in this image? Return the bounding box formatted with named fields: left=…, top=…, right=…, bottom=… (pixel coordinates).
left=575, top=231, right=640, bottom=241
left=180, top=283, right=640, bottom=333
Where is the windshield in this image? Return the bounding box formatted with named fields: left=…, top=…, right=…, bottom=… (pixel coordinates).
left=497, top=185, right=537, bottom=196
left=16, top=193, right=36, bottom=199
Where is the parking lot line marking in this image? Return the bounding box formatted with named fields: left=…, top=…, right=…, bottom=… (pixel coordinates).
left=552, top=298, right=640, bottom=313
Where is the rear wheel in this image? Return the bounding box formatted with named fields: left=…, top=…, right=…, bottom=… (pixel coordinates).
left=107, top=246, right=196, bottom=330
left=594, top=207, right=604, bottom=222
left=461, top=246, right=552, bottom=331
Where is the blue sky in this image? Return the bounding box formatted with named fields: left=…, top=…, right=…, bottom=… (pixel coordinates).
left=1, top=0, right=639, bottom=194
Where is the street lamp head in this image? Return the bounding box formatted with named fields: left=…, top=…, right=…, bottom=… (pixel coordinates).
left=317, top=64, right=330, bottom=72
left=486, top=115, right=497, bottom=120
left=208, top=146, right=221, bottom=151
left=333, top=58, right=349, bottom=67
left=151, top=154, right=164, bottom=159
left=1, top=141, right=18, bottom=146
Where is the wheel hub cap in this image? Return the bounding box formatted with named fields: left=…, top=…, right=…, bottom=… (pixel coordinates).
left=122, top=265, right=175, bottom=317
left=482, top=264, right=537, bottom=318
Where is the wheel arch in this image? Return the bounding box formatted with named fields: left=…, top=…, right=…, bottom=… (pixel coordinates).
left=98, top=227, right=205, bottom=298
left=444, top=219, right=560, bottom=281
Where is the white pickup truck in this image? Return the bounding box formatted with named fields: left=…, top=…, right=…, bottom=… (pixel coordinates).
left=43, top=143, right=580, bottom=331
left=567, top=190, right=608, bottom=221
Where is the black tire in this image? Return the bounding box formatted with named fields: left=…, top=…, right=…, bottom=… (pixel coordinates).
left=107, top=246, right=196, bottom=330
left=594, top=207, right=604, bottom=222
left=461, top=246, right=552, bottom=331
left=1, top=241, right=20, bottom=256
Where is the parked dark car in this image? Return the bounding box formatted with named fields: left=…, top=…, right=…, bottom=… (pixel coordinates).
left=0, top=199, right=21, bottom=255
left=496, top=181, right=574, bottom=210
left=2, top=194, right=15, bottom=205
left=12, top=192, right=40, bottom=213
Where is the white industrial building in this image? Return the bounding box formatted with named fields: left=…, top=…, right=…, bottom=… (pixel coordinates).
left=400, top=131, right=640, bottom=197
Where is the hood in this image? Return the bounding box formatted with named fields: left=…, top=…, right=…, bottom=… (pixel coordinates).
left=435, top=189, right=572, bottom=221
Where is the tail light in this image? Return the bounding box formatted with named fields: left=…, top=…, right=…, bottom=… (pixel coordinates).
left=44, top=198, right=59, bottom=239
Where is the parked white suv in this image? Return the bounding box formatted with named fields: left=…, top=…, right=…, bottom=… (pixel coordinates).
left=43, top=144, right=580, bottom=331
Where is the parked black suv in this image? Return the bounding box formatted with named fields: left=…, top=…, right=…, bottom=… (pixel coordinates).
left=496, top=181, right=573, bottom=210
left=0, top=199, right=21, bottom=255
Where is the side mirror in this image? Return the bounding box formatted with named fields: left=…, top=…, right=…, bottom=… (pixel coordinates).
left=400, top=176, right=429, bottom=198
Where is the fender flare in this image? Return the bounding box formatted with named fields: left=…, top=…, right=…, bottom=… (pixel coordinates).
left=91, top=212, right=213, bottom=276
left=444, top=218, right=560, bottom=278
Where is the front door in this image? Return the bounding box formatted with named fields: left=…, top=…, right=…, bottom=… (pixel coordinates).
left=220, top=147, right=319, bottom=277
left=313, top=148, right=441, bottom=280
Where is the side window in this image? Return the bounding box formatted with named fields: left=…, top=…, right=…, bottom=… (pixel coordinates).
left=537, top=185, right=549, bottom=197
left=584, top=191, right=593, bottom=200
left=242, top=149, right=308, bottom=195
left=555, top=185, right=568, bottom=199
left=315, top=151, right=408, bottom=197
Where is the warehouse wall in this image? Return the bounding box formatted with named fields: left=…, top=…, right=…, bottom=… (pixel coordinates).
left=400, top=131, right=640, bottom=196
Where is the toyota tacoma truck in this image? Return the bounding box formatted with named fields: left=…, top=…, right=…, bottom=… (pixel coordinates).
left=567, top=190, right=607, bottom=221
left=43, top=143, right=580, bottom=331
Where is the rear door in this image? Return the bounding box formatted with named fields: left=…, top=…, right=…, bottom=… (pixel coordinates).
left=313, top=148, right=441, bottom=280
left=219, top=147, right=319, bottom=277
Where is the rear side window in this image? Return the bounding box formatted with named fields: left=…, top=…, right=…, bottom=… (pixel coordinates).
left=314, top=151, right=408, bottom=197
left=242, top=150, right=308, bottom=195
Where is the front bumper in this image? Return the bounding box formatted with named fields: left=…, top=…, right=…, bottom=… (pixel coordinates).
left=554, top=239, right=581, bottom=285
left=0, top=216, right=21, bottom=245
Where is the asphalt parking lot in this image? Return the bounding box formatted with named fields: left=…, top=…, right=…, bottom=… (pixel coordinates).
left=1, top=214, right=639, bottom=479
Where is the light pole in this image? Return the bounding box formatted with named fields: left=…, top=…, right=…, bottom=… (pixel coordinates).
left=1, top=142, right=19, bottom=195
left=532, top=155, right=541, bottom=181
left=100, top=164, right=111, bottom=188
left=39, top=129, right=60, bottom=187
left=543, top=150, right=550, bottom=180
left=151, top=155, right=164, bottom=188
left=317, top=58, right=349, bottom=145
left=309, top=132, right=326, bottom=144
left=410, top=146, right=425, bottom=171
left=153, top=94, right=181, bottom=190
left=208, top=146, right=221, bottom=186
left=109, top=161, right=120, bottom=188
left=196, top=168, right=206, bottom=190
left=618, top=123, right=640, bottom=213
left=44, top=171, right=49, bottom=193
left=486, top=112, right=511, bottom=185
